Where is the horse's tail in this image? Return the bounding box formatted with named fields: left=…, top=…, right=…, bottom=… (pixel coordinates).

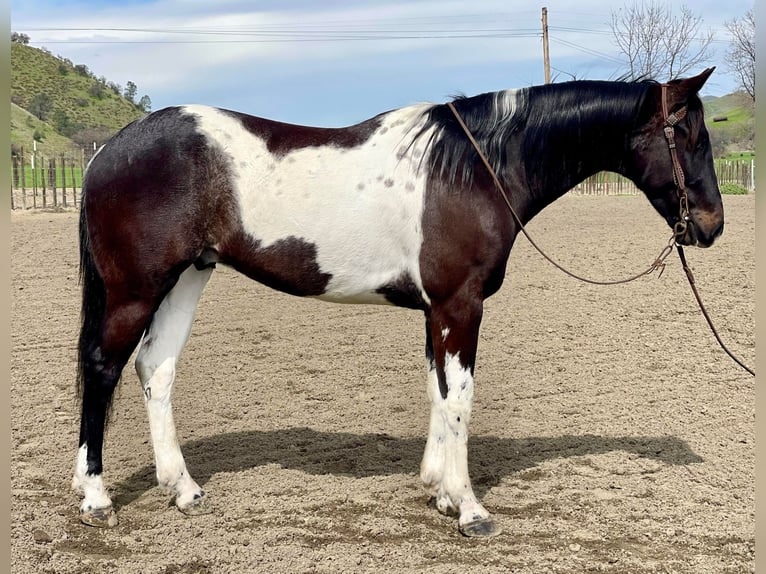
left=76, top=180, right=106, bottom=402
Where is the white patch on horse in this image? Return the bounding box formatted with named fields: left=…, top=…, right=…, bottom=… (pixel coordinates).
left=183, top=104, right=433, bottom=305
left=441, top=327, right=450, bottom=341
left=71, top=444, right=112, bottom=512
left=420, top=362, right=446, bottom=492
left=420, top=352, right=491, bottom=527
left=135, top=265, right=212, bottom=509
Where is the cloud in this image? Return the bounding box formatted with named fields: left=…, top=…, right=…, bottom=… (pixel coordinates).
left=11, top=0, right=746, bottom=121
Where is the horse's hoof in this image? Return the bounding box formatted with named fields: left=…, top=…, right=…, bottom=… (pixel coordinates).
left=80, top=506, right=118, bottom=528
left=178, top=495, right=212, bottom=516
left=459, top=517, right=502, bottom=538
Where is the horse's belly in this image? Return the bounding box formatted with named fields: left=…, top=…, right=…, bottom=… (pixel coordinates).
left=248, top=191, right=427, bottom=306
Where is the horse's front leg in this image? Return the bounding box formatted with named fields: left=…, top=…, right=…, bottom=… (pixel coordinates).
left=420, top=297, right=500, bottom=537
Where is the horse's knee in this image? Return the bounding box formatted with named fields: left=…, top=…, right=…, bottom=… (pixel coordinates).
left=135, top=354, right=176, bottom=398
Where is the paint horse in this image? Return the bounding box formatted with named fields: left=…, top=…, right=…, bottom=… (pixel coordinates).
left=74, top=69, right=723, bottom=536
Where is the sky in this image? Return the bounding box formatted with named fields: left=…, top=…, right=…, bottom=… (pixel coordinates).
left=10, top=0, right=754, bottom=127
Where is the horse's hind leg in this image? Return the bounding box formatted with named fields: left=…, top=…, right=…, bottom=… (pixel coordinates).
left=135, top=264, right=213, bottom=515
left=74, top=298, right=155, bottom=527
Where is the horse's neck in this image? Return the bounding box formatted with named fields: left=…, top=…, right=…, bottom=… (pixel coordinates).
left=517, top=87, right=637, bottom=217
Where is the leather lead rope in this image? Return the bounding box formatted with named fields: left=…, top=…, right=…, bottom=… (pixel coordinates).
left=675, top=245, right=755, bottom=376
left=447, top=94, right=755, bottom=377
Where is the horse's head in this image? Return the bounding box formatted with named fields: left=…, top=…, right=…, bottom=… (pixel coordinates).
left=627, top=68, right=724, bottom=248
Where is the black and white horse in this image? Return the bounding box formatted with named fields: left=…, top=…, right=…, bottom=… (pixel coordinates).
left=73, top=69, right=723, bottom=536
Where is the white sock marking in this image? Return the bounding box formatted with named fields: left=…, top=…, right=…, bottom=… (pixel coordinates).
left=421, top=352, right=491, bottom=525
left=135, top=265, right=212, bottom=507
left=72, top=444, right=112, bottom=512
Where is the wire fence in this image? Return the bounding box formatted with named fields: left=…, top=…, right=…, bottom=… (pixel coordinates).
left=9, top=150, right=755, bottom=209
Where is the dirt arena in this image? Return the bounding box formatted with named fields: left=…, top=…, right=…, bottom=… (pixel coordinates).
left=11, top=194, right=754, bottom=573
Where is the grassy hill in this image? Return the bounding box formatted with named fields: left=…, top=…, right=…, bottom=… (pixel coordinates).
left=10, top=102, right=81, bottom=156
left=11, top=42, right=146, bottom=155
left=701, top=92, right=754, bottom=157
left=703, top=92, right=752, bottom=122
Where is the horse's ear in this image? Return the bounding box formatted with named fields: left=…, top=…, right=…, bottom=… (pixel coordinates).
left=683, top=67, right=715, bottom=94
left=662, top=67, right=715, bottom=110
left=672, top=67, right=715, bottom=97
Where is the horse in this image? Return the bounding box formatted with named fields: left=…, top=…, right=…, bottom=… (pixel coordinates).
left=73, top=68, right=723, bottom=537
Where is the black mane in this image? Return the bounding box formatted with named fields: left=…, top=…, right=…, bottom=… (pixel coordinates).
left=413, top=79, right=664, bottom=194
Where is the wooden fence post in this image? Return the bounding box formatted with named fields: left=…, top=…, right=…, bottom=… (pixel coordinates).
left=50, top=158, right=58, bottom=207
left=19, top=147, right=27, bottom=209
left=80, top=149, right=86, bottom=204
left=70, top=159, right=77, bottom=206
left=60, top=155, right=67, bottom=208
left=10, top=155, right=16, bottom=210
left=31, top=151, right=37, bottom=207
left=40, top=156, right=46, bottom=208
left=751, top=159, right=755, bottom=191
left=12, top=155, right=18, bottom=188
left=11, top=155, right=18, bottom=209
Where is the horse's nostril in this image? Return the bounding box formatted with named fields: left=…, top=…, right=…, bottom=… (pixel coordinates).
left=698, top=220, right=724, bottom=247
left=713, top=221, right=724, bottom=238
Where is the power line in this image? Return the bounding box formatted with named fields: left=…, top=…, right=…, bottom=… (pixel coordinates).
left=24, top=35, right=542, bottom=45
left=19, top=26, right=542, bottom=39
left=16, top=10, right=733, bottom=44
left=17, top=26, right=544, bottom=44
left=551, top=38, right=624, bottom=65
left=24, top=26, right=541, bottom=33
left=550, top=26, right=612, bottom=36
left=17, top=19, right=727, bottom=58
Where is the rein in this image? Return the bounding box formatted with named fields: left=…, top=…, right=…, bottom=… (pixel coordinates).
left=446, top=101, right=674, bottom=285
left=675, top=245, right=755, bottom=376
left=660, top=84, right=755, bottom=377
left=446, top=90, right=755, bottom=377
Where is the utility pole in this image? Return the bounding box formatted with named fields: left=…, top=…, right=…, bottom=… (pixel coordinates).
left=542, top=7, right=551, bottom=84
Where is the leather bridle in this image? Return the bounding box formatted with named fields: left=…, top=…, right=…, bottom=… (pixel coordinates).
left=660, top=83, right=691, bottom=243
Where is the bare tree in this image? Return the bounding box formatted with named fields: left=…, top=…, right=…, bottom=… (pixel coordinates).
left=725, top=9, right=755, bottom=101
left=610, top=1, right=714, bottom=81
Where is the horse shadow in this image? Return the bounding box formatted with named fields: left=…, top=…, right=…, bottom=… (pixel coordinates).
left=111, top=428, right=703, bottom=509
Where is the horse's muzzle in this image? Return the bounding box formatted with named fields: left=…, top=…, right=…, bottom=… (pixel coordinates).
left=677, top=217, right=724, bottom=248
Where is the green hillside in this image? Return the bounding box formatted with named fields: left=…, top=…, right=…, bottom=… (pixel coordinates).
left=11, top=42, right=147, bottom=155
left=703, top=92, right=752, bottom=122
left=10, top=102, right=80, bottom=156
left=701, top=92, right=754, bottom=157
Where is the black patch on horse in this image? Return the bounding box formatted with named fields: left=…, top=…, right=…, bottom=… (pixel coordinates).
left=219, top=109, right=385, bottom=158
left=376, top=274, right=427, bottom=310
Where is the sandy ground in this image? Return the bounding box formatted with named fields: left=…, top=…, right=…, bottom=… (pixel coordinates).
left=11, top=194, right=754, bottom=573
